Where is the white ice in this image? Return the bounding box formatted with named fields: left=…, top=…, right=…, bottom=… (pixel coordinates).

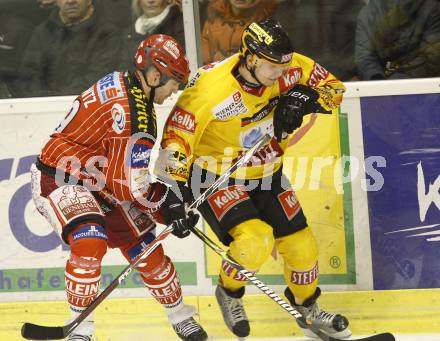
left=211, top=335, right=438, bottom=341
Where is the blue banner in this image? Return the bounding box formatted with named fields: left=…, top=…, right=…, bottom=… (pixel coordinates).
left=361, top=94, right=440, bottom=289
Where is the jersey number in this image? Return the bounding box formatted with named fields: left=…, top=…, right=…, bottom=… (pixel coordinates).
left=55, top=99, right=81, bottom=133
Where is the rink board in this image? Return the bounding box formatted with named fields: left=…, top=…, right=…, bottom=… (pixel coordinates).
left=1, top=79, right=440, bottom=303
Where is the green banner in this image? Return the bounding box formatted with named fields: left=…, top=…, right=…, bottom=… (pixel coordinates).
left=0, top=262, right=197, bottom=293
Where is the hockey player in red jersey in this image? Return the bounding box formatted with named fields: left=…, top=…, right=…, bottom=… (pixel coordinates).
left=160, top=19, right=351, bottom=339
left=30, top=34, right=207, bottom=341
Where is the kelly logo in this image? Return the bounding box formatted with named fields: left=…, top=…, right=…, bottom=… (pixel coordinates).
left=278, top=190, right=301, bottom=220
left=208, top=186, right=248, bottom=220
left=168, top=108, right=196, bottom=134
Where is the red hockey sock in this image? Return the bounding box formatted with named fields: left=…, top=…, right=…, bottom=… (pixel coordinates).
left=66, top=224, right=107, bottom=313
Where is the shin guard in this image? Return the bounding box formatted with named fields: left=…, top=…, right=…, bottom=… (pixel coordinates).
left=66, top=224, right=108, bottom=334
left=275, top=226, right=318, bottom=304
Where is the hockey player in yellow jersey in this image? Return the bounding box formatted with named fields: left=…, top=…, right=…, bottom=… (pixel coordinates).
left=159, top=18, right=351, bottom=339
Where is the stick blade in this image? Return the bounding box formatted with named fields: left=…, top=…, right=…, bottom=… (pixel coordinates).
left=21, top=322, right=67, bottom=340
left=332, top=332, right=396, bottom=341
left=359, top=333, right=396, bottom=341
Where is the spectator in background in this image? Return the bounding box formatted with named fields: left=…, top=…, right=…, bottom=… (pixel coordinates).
left=275, top=0, right=364, bottom=81
left=119, top=0, right=184, bottom=70
left=15, top=0, right=120, bottom=97
left=201, top=0, right=277, bottom=64
left=37, top=0, right=132, bottom=28
left=0, top=13, right=34, bottom=98
left=355, top=0, right=440, bottom=80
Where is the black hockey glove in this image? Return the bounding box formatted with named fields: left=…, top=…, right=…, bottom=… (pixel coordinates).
left=162, top=183, right=199, bottom=239
left=273, top=84, right=320, bottom=142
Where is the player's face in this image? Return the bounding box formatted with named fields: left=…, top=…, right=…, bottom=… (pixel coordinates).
left=140, top=0, right=169, bottom=18
left=254, top=59, right=289, bottom=86
left=154, top=79, right=180, bottom=104
left=57, top=0, right=92, bottom=23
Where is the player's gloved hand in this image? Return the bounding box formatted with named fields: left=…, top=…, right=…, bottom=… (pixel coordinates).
left=273, top=84, right=320, bottom=142
left=162, top=183, right=199, bottom=239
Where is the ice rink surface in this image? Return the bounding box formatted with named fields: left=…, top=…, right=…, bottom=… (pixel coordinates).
left=221, top=337, right=440, bottom=341
left=2, top=290, right=440, bottom=341
left=212, top=337, right=439, bottom=341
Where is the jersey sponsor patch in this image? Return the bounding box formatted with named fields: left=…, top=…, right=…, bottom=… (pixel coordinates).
left=72, top=224, right=108, bottom=242
left=208, top=185, right=249, bottom=221
left=65, top=272, right=100, bottom=308
left=290, top=263, right=319, bottom=285
left=130, top=140, right=153, bottom=168
left=222, top=260, right=256, bottom=282
left=278, top=67, right=302, bottom=93
left=97, top=72, right=124, bottom=103
left=221, top=260, right=255, bottom=281
left=277, top=190, right=301, bottom=220
left=111, top=103, right=126, bottom=134
left=212, top=91, right=248, bottom=120
left=127, top=80, right=157, bottom=138
left=313, top=82, right=345, bottom=109
left=307, top=63, right=329, bottom=87
left=50, top=185, right=102, bottom=223
left=167, top=107, right=196, bottom=134
left=241, top=126, right=264, bottom=149
left=148, top=265, right=182, bottom=307
left=240, top=119, right=272, bottom=148
left=241, top=97, right=278, bottom=127
left=240, top=137, right=284, bottom=167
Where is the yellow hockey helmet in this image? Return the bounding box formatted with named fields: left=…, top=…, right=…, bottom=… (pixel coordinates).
left=240, top=18, right=294, bottom=65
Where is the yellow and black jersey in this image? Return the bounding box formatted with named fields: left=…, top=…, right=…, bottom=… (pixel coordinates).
left=161, top=53, right=345, bottom=182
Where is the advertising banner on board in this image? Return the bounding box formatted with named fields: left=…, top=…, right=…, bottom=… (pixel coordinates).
left=361, top=93, right=440, bottom=289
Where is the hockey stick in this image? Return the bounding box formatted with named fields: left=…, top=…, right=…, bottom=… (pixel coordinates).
left=190, top=222, right=395, bottom=341
left=21, top=134, right=272, bottom=340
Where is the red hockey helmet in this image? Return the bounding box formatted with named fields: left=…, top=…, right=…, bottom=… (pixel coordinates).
left=134, top=34, right=190, bottom=84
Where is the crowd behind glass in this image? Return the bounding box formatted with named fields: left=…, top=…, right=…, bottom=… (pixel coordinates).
left=1, top=0, right=439, bottom=99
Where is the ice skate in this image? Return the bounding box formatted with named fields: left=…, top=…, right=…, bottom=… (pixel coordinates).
left=67, top=320, right=96, bottom=341
left=285, top=287, right=351, bottom=339
left=169, top=304, right=208, bottom=341
left=215, top=285, right=250, bottom=338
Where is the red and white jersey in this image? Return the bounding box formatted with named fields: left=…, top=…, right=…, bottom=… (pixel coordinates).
left=39, top=71, right=158, bottom=204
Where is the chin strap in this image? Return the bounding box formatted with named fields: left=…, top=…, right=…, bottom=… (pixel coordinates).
left=147, top=86, right=156, bottom=112
left=243, top=55, right=265, bottom=86
left=245, top=63, right=264, bottom=86
left=136, top=70, right=160, bottom=108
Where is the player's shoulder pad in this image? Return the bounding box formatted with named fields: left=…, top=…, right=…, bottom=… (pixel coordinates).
left=186, top=55, right=237, bottom=90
